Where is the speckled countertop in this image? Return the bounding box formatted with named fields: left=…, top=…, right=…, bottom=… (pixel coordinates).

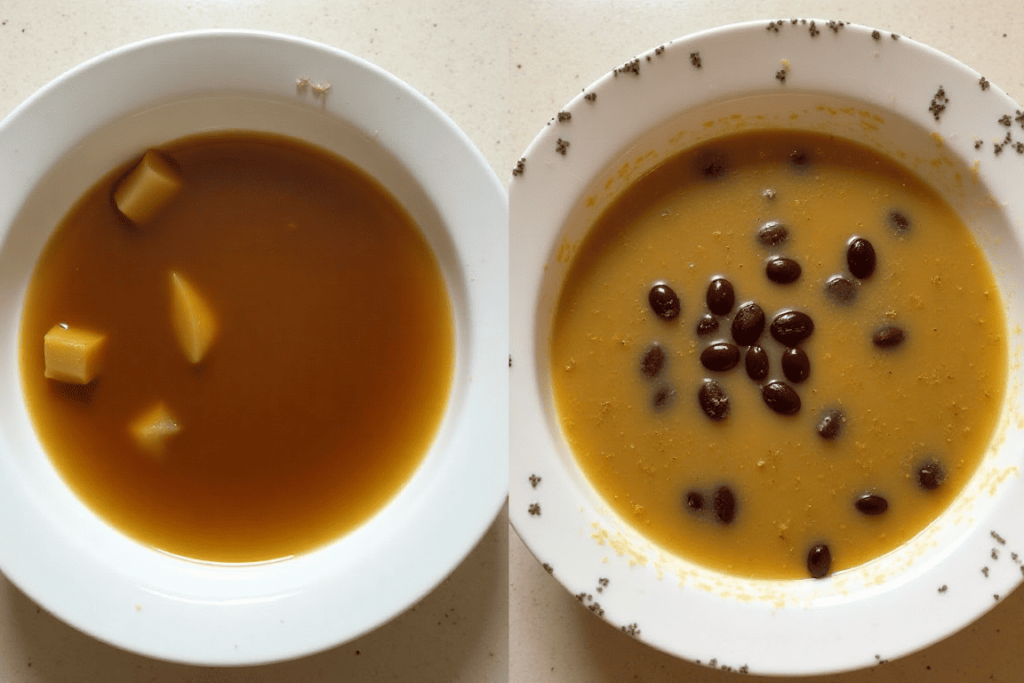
left=2, top=1, right=1023, bottom=681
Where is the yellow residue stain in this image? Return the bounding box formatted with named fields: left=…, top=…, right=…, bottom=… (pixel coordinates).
left=617, top=161, right=631, bottom=178
left=703, top=120, right=715, bottom=129
left=556, top=237, right=577, bottom=264
left=930, top=131, right=945, bottom=146
left=586, top=195, right=596, bottom=207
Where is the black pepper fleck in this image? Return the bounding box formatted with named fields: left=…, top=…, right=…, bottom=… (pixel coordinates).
left=655, top=45, right=665, bottom=56
left=542, top=563, right=553, bottom=573
left=808, top=21, right=820, bottom=37
left=614, top=58, right=641, bottom=76
left=584, top=92, right=596, bottom=102
left=828, top=20, right=844, bottom=33
left=766, top=20, right=780, bottom=33
left=938, top=584, right=948, bottom=593
left=775, top=70, right=787, bottom=83
left=513, top=157, right=526, bottom=176
left=975, top=139, right=984, bottom=150
left=690, top=51, right=702, bottom=68
left=980, top=76, right=990, bottom=90
left=929, top=86, right=949, bottom=121
left=982, top=566, right=990, bottom=577
left=557, top=111, right=571, bottom=122
left=891, top=33, right=900, bottom=40
left=528, top=503, right=541, bottom=516
left=529, top=474, right=541, bottom=488
left=555, top=138, right=569, bottom=155
left=999, top=114, right=1012, bottom=126
left=871, top=30, right=881, bottom=40
left=992, top=531, right=1006, bottom=544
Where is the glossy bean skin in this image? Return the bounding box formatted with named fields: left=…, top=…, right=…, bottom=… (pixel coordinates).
left=781, top=347, right=810, bottom=383
left=731, top=302, right=765, bottom=346
left=698, top=380, right=730, bottom=421
left=873, top=325, right=905, bottom=349
left=855, top=493, right=889, bottom=515
left=685, top=491, right=705, bottom=512
left=641, top=343, right=665, bottom=378
left=807, top=544, right=832, bottom=579
left=846, top=237, right=876, bottom=279
left=701, top=342, right=741, bottom=372
left=757, top=221, right=788, bottom=247
left=745, top=345, right=769, bottom=381
left=762, top=380, right=801, bottom=415
left=765, top=257, right=802, bottom=284
left=696, top=313, right=719, bottom=337
left=706, top=278, right=735, bottom=316
left=770, top=310, right=814, bottom=345
left=649, top=283, right=681, bottom=320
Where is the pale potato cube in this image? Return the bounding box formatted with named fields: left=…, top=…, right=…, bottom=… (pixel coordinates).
left=113, top=150, right=182, bottom=225
left=43, top=324, right=106, bottom=384
left=130, top=402, right=181, bottom=457
left=169, top=271, right=217, bottom=364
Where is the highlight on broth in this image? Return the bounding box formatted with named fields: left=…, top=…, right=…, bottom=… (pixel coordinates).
left=550, top=130, right=1007, bottom=580
left=20, top=132, right=455, bottom=563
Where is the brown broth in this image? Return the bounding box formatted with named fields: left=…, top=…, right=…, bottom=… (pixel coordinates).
left=20, top=132, right=454, bottom=562
left=550, top=130, right=1007, bottom=579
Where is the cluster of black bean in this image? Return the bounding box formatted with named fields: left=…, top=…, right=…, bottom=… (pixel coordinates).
left=642, top=159, right=943, bottom=578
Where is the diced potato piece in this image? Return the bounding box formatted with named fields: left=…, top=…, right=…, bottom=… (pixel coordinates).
left=169, top=271, right=217, bottom=364
left=130, top=402, right=181, bottom=457
left=43, top=324, right=106, bottom=385
left=113, top=150, right=182, bottom=225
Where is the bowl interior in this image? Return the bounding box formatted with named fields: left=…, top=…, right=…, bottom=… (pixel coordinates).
left=0, top=31, right=507, bottom=665
left=510, top=20, right=1024, bottom=676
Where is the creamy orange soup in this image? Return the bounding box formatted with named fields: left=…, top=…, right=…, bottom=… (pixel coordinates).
left=21, top=133, right=454, bottom=563
left=551, top=130, right=1006, bottom=579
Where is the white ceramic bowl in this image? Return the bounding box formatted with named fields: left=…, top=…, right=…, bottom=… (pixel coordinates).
left=510, top=20, right=1024, bottom=676
left=0, top=31, right=507, bottom=665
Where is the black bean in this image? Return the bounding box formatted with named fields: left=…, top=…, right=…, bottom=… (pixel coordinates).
left=847, top=237, right=876, bottom=279
left=641, top=343, right=665, bottom=378
left=700, top=342, right=741, bottom=372
left=706, top=278, right=735, bottom=315
left=698, top=380, right=730, bottom=421
left=713, top=486, right=736, bottom=524
left=745, top=345, right=769, bottom=381
left=649, top=283, right=681, bottom=320
left=770, top=310, right=814, bottom=345
left=855, top=493, right=889, bottom=515
left=731, top=302, right=765, bottom=346
left=807, top=543, right=832, bottom=579
left=816, top=408, right=844, bottom=440
left=781, top=347, right=811, bottom=383
left=762, top=380, right=801, bottom=415
left=872, top=325, right=905, bottom=349
left=888, top=210, right=911, bottom=234
left=766, top=257, right=802, bottom=284
left=917, top=459, right=945, bottom=491
left=697, top=152, right=728, bottom=179
left=653, top=385, right=675, bottom=412
left=695, top=313, right=719, bottom=337
left=824, top=275, right=858, bottom=305
left=789, top=149, right=810, bottom=167
left=685, top=491, right=705, bottom=512
left=757, top=221, right=788, bottom=247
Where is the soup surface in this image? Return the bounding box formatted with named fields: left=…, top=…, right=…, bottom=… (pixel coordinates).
left=21, top=132, right=454, bottom=562
left=550, top=130, right=1006, bottom=579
